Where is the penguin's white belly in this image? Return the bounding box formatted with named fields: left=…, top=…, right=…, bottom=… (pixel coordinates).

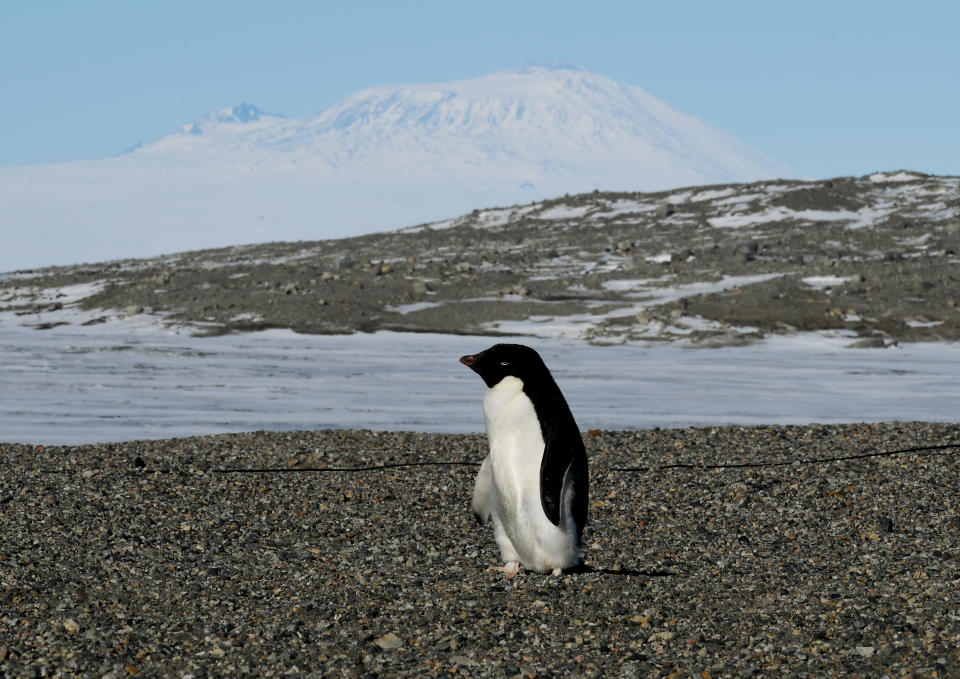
left=483, top=376, right=578, bottom=573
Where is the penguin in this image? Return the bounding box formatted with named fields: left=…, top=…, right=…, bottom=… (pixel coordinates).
left=460, top=343, right=588, bottom=576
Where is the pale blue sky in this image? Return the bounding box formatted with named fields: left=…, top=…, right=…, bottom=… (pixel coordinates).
left=2, top=1, right=957, bottom=178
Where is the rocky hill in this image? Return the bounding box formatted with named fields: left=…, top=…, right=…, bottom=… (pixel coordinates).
left=2, top=170, right=958, bottom=347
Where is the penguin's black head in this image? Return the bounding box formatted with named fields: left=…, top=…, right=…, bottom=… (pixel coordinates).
left=459, top=343, right=549, bottom=389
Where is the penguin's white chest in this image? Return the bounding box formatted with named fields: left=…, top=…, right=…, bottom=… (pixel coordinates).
left=484, top=376, right=544, bottom=503
left=482, top=376, right=578, bottom=572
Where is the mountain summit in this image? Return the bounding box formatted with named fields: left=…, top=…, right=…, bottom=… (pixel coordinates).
left=136, top=65, right=791, bottom=188
left=2, top=66, right=793, bottom=271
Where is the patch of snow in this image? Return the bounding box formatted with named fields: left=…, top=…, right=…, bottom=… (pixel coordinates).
left=228, top=312, right=262, bottom=321
left=601, top=273, right=780, bottom=301
left=383, top=301, right=446, bottom=315
left=869, top=171, right=922, bottom=183
left=601, top=277, right=672, bottom=292
left=489, top=273, right=784, bottom=340
left=473, top=207, right=522, bottom=228
left=422, top=203, right=542, bottom=232
left=534, top=204, right=593, bottom=221
left=628, top=273, right=783, bottom=305
left=598, top=199, right=658, bottom=218
left=689, top=188, right=737, bottom=202
left=793, top=209, right=861, bottom=222
left=801, top=275, right=856, bottom=289
left=585, top=254, right=624, bottom=275
left=710, top=192, right=767, bottom=207
left=711, top=205, right=888, bottom=230
left=708, top=208, right=785, bottom=229
left=910, top=202, right=957, bottom=222
left=665, top=191, right=693, bottom=205
left=1, top=281, right=106, bottom=307
left=898, top=233, right=932, bottom=247
left=844, top=204, right=896, bottom=230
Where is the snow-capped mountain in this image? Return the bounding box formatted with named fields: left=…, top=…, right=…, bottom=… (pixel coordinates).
left=0, top=66, right=794, bottom=272
left=132, top=66, right=790, bottom=184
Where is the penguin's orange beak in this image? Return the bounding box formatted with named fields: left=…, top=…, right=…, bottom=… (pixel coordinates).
left=459, top=354, right=477, bottom=367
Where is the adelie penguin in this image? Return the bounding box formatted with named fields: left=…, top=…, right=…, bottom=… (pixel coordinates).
left=460, top=343, right=588, bottom=576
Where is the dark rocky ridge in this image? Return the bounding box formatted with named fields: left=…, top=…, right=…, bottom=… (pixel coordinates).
left=2, top=171, right=959, bottom=345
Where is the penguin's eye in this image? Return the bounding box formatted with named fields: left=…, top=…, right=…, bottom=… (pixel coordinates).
left=500, top=361, right=510, bottom=366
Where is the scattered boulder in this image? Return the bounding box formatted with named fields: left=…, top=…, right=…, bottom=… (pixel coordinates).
left=847, top=336, right=889, bottom=349
left=732, top=240, right=759, bottom=262
left=656, top=202, right=675, bottom=218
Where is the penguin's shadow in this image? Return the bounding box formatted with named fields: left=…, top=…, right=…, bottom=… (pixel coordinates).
left=568, top=564, right=676, bottom=578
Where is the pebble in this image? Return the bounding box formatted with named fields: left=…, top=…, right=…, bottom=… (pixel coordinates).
left=732, top=239, right=759, bottom=261
left=409, top=279, right=430, bottom=296
left=375, top=633, right=404, bottom=650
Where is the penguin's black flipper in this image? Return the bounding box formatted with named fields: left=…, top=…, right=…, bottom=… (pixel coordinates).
left=539, top=422, right=588, bottom=533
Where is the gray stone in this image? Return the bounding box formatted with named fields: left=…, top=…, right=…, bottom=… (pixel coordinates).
left=847, top=336, right=888, bottom=349
left=375, top=633, right=403, bottom=650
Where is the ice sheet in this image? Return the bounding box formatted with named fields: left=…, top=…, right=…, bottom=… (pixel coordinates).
left=1, top=318, right=957, bottom=445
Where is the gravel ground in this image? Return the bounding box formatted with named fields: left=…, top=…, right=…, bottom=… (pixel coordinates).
left=3, top=422, right=960, bottom=677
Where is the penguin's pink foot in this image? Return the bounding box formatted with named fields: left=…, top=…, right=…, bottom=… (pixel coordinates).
left=489, top=561, right=522, bottom=578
